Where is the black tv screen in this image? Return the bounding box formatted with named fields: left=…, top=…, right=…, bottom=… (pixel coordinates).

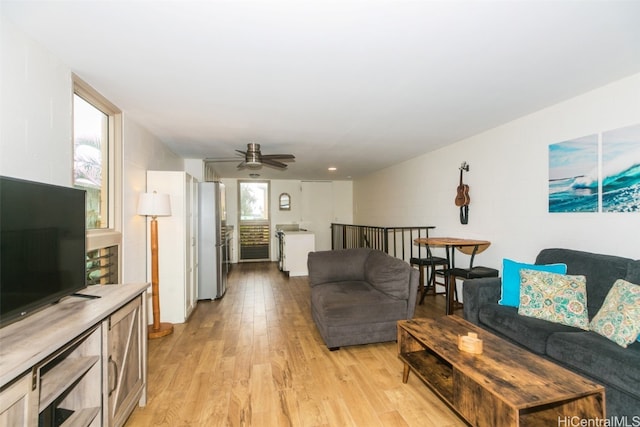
left=0, top=176, right=87, bottom=326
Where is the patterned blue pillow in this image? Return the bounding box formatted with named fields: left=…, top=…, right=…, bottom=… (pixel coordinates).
left=499, top=258, right=567, bottom=307
left=518, top=269, right=589, bottom=330
left=590, top=279, right=640, bottom=348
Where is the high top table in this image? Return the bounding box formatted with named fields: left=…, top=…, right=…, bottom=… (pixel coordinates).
left=413, top=237, right=491, bottom=314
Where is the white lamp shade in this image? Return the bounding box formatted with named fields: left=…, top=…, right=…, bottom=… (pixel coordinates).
left=137, top=192, right=171, bottom=217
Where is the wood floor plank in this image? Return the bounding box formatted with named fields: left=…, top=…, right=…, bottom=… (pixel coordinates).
left=126, top=261, right=465, bottom=426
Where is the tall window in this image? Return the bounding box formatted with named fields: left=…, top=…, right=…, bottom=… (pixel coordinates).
left=240, top=181, right=269, bottom=220
left=73, top=94, right=109, bottom=229
left=73, top=75, right=122, bottom=283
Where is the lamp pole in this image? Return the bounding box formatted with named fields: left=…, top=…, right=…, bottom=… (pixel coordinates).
left=148, top=214, right=173, bottom=338
left=138, top=191, right=173, bottom=339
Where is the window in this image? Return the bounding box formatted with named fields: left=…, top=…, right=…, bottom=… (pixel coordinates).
left=72, top=75, right=122, bottom=282
left=238, top=181, right=270, bottom=261
left=240, top=181, right=269, bottom=220
left=73, top=94, right=108, bottom=229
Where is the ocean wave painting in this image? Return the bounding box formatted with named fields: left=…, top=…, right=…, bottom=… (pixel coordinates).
left=549, top=135, right=599, bottom=213
left=602, top=124, right=640, bottom=212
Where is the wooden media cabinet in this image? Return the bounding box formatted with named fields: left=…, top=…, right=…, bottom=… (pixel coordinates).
left=0, top=283, right=149, bottom=427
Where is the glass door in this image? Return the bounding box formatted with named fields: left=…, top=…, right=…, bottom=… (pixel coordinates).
left=238, top=181, right=270, bottom=261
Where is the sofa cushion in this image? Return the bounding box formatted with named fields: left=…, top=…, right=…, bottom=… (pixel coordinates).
left=518, top=269, right=589, bottom=330
left=590, top=279, right=640, bottom=347
left=547, top=331, right=640, bottom=399
left=536, top=248, right=632, bottom=318
left=311, top=281, right=407, bottom=326
left=626, top=260, right=640, bottom=284
left=499, top=258, right=567, bottom=307
left=625, top=261, right=640, bottom=343
left=307, top=248, right=370, bottom=286
left=478, top=304, right=581, bottom=355
left=364, top=251, right=411, bottom=300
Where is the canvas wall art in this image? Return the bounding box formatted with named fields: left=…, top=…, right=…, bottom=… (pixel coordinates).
left=602, top=124, right=640, bottom=212
left=548, top=134, right=599, bottom=213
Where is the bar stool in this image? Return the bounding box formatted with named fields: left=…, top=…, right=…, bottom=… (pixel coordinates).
left=447, top=243, right=499, bottom=312
left=410, top=246, right=449, bottom=305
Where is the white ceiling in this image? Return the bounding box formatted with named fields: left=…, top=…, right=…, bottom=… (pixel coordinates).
left=3, top=1, right=640, bottom=180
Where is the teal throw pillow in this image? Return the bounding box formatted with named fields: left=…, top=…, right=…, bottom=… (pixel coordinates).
left=498, top=258, right=567, bottom=307
left=518, top=269, right=589, bottom=330
left=590, top=279, right=640, bottom=348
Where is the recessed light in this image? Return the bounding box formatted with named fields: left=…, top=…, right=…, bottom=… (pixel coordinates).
left=328, top=167, right=337, bottom=171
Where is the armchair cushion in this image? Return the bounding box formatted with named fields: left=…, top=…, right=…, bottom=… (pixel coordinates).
left=308, top=248, right=369, bottom=286
left=365, top=250, right=412, bottom=300
left=311, top=281, right=410, bottom=326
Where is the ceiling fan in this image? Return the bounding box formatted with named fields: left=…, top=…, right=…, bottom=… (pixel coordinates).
left=235, top=143, right=295, bottom=169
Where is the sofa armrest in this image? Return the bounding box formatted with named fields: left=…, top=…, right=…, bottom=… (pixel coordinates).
left=462, top=277, right=502, bottom=325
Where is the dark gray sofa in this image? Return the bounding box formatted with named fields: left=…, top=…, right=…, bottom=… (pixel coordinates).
left=307, top=248, right=419, bottom=350
left=463, top=248, right=640, bottom=417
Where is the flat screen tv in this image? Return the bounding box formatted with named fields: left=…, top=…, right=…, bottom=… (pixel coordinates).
left=0, top=176, right=87, bottom=327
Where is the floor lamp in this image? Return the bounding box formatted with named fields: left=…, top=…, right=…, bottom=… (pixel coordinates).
left=138, top=191, right=174, bottom=339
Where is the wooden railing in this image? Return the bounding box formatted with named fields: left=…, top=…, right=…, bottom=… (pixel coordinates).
left=331, top=223, right=435, bottom=263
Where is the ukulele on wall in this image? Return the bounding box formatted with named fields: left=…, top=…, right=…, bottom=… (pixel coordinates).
left=455, top=162, right=470, bottom=224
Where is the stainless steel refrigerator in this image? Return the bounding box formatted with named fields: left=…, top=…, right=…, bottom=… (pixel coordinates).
left=198, top=181, right=228, bottom=299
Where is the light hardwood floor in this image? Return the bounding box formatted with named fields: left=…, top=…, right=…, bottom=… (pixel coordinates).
left=126, top=262, right=466, bottom=427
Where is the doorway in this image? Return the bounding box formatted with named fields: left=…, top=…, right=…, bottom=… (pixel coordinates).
left=238, top=180, right=270, bottom=261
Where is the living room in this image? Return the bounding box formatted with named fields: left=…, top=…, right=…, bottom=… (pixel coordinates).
left=2, top=3, right=639, bottom=275
left=1, top=1, right=639, bottom=425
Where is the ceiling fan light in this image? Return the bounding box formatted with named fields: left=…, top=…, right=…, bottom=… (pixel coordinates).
left=246, top=150, right=261, bottom=167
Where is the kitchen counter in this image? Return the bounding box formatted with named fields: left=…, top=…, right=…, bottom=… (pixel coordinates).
left=281, top=230, right=316, bottom=276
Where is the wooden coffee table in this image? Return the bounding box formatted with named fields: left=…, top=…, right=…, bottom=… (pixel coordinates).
left=397, top=316, right=605, bottom=427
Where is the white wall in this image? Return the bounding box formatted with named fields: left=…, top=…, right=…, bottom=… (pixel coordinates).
left=121, top=119, right=183, bottom=283
left=184, top=158, right=204, bottom=181
left=0, top=16, right=73, bottom=186
left=1, top=14, right=184, bottom=287
left=354, top=72, right=640, bottom=270
left=217, top=179, right=352, bottom=261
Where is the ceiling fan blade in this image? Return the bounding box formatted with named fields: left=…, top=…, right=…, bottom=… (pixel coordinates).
left=230, top=143, right=294, bottom=170
left=261, top=154, right=295, bottom=160
left=204, top=157, right=242, bottom=163
left=261, top=158, right=288, bottom=169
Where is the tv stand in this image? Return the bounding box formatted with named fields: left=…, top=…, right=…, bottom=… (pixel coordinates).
left=0, top=283, right=149, bottom=427
left=72, top=292, right=102, bottom=300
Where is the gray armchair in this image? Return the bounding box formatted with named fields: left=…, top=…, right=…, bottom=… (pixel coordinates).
left=307, top=248, right=419, bottom=350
